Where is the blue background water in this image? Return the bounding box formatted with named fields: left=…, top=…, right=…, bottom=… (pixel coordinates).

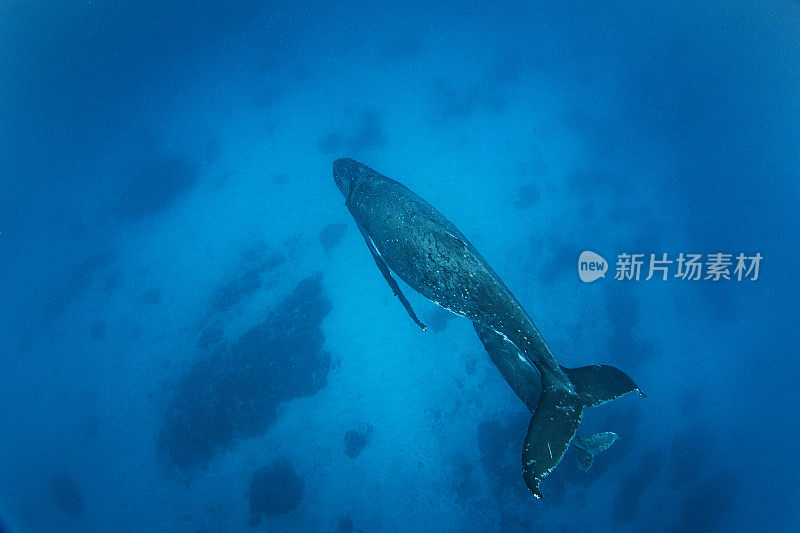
left=2, top=2, right=798, bottom=531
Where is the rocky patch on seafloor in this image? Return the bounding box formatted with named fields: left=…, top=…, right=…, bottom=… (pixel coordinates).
left=49, top=472, right=84, bottom=517
left=318, top=223, right=348, bottom=253
left=248, top=459, right=304, bottom=524
left=344, top=425, right=373, bottom=459
left=115, top=157, right=199, bottom=220
left=209, top=242, right=285, bottom=313
left=157, top=273, right=331, bottom=477
left=422, top=307, right=453, bottom=334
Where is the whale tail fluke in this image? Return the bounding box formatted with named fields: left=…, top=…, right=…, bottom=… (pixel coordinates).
left=522, top=364, right=642, bottom=498
left=561, top=364, right=643, bottom=406
left=471, top=324, right=642, bottom=498
left=522, top=388, right=584, bottom=498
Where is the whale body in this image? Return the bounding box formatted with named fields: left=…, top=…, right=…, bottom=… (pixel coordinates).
left=333, top=158, right=642, bottom=497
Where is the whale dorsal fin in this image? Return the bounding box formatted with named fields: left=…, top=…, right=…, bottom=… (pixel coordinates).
left=355, top=224, right=427, bottom=331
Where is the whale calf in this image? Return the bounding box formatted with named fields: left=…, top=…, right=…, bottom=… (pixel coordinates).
left=572, top=432, right=619, bottom=472
left=333, top=158, right=643, bottom=497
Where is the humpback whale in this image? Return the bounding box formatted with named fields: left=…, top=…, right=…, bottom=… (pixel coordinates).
left=333, top=158, right=643, bottom=498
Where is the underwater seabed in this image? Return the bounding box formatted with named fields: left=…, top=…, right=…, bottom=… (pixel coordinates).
left=1, top=2, right=799, bottom=532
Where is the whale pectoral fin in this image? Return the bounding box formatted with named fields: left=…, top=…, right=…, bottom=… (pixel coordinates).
left=522, top=389, right=584, bottom=498
left=560, top=365, right=644, bottom=407
left=356, top=224, right=427, bottom=331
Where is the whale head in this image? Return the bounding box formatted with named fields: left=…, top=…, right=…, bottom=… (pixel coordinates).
left=333, top=158, right=371, bottom=201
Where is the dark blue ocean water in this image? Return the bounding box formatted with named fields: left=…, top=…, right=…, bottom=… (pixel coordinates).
left=2, top=2, right=798, bottom=532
